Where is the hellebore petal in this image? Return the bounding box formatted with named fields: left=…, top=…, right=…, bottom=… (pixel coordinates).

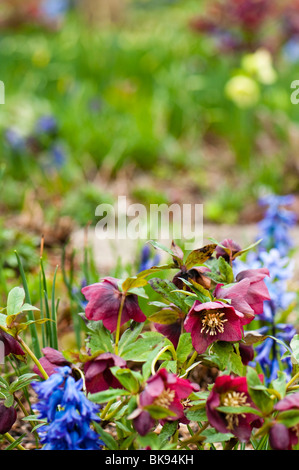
left=184, top=301, right=243, bottom=354
left=269, top=422, right=291, bottom=450
left=84, top=352, right=127, bottom=394
left=33, top=347, right=70, bottom=378
left=0, top=403, right=17, bottom=434
left=216, top=238, right=242, bottom=262
left=236, top=268, right=271, bottom=315
left=81, top=277, right=146, bottom=332
left=0, top=330, right=25, bottom=357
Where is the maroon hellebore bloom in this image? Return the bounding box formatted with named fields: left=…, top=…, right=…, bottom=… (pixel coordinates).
left=215, top=238, right=242, bottom=263
left=206, top=374, right=263, bottom=442
left=269, top=392, right=299, bottom=450
left=84, top=352, right=127, bottom=394
left=33, top=347, right=70, bottom=378
left=184, top=301, right=244, bottom=354
left=81, top=277, right=146, bottom=332
left=0, top=402, right=17, bottom=434
left=131, top=368, right=199, bottom=436
left=0, top=330, right=25, bottom=357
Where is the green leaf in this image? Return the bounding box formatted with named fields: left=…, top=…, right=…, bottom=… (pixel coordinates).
left=148, top=309, right=180, bottom=325
left=290, top=334, right=299, bottom=363
left=184, top=244, right=217, bottom=270
left=176, top=333, right=193, bottom=364
left=218, top=256, right=235, bottom=284
left=247, top=367, right=273, bottom=415
left=277, top=409, right=299, bottom=428
left=118, top=322, right=143, bottom=356
left=143, top=404, right=176, bottom=419
left=110, top=367, right=140, bottom=394
left=149, top=278, right=189, bottom=313
left=88, top=388, right=131, bottom=404
left=93, top=422, right=118, bottom=450
left=9, top=373, right=39, bottom=393
left=86, top=321, right=114, bottom=354
left=207, top=342, right=244, bottom=376
left=216, top=406, right=263, bottom=416
left=120, top=331, right=166, bottom=361
left=201, top=428, right=234, bottom=444
left=6, top=287, right=25, bottom=316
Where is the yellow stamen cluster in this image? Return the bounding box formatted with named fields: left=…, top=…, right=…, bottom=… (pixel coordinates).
left=153, top=388, right=175, bottom=408
left=200, top=311, right=228, bottom=336
left=222, top=391, right=249, bottom=430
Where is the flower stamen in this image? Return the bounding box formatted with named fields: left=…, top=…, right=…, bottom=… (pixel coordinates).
left=153, top=389, right=176, bottom=408
left=200, top=311, right=228, bottom=336
left=222, top=391, right=250, bottom=430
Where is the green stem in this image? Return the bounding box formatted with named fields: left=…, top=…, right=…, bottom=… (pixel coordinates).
left=105, top=398, right=129, bottom=421
left=178, top=421, right=209, bottom=449
left=151, top=344, right=177, bottom=376
left=286, top=370, right=299, bottom=390
left=17, top=337, right=49, bottom=380
left=114, top=293, right=126, bottom=356
left=4, top=432, right=26, bottom=450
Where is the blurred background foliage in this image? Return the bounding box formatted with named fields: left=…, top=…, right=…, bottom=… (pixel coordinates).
left=1, top=0, right=299, bottom=290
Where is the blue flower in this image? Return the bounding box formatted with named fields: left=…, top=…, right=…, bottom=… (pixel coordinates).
left=35, top=116, right=58, bottom=135
left=31, top=366, right=103, bottom=450
left=138, top=245, right=160, bottom=272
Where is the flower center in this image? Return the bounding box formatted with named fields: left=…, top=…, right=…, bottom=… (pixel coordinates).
left=222, top=391, right=249, bottom=430
left=153, top=388, right=176, bottom=408
left=200, top=311, right=228, bottom=336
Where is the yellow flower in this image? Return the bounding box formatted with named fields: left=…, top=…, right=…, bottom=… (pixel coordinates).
left=242, top=48, right=277, bottom=85
left=225, top=75, right=260, bottom=108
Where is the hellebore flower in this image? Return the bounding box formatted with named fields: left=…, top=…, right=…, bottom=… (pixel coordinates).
left=206, top=375, right=263, bottom=442
left=0, top=330, right=25, bottom=357
left=154, top=318, right=183, bottom=350
left=81, top=277, right=146, bottom=332
left=269, top=392, right=299, bottom=450
left=84, top=353, right=127, bottom=394
left=152, top=304, right=185, bottom=349
left=172, top=266, right=211, bottom=291
left=184, top=301, right=244, bottom=354
left=33, top=347, right=70, bottom=378
left=215, top=238, right=242, bottom=263
left=31, top=366, right=103, bottom=450
left=235, top=268, right=270, bottom=316
left=131, top=368, right=199, bottom=436
left=0, top=402, right=17, bottom=434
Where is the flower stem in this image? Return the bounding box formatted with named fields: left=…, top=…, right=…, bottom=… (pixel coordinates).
left=114, top=293, right=126, bottom=356
left=286, top=370, right=299, bottom=390
left=4, top=432, right=26, bottom=450
left=17, top=337, right=49, bottom=380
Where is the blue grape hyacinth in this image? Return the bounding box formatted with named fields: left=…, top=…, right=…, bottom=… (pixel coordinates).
left=31, top=366, right=103, bottom=450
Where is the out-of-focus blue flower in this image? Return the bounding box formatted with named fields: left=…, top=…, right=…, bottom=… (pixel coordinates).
left=4, top=128, right=25, bottom=151
left=41, top=0, right=70, bottom=19
left=257, top=194, right=296, bottom=257
left=35, top=115, right=58, bottom=135
left=252, top=323, right=296, bottom=385
left=31, top=366, right=103, bottom=450
left=51, top=144, right=66, bottom=168
left=138, top=245, right=160, bottom=272
left=283, top=37, right=299, bottom=62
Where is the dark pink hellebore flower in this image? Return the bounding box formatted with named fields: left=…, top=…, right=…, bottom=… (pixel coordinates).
left=206, top=375, right=263, bottom=442
left=84, top=352, right=127, bottom=394
left=184, top=301, right=243, bottom=354
left=132, top=368, right=199, bottom=436
left=236, top=268, right=270, bottom=316
left=81, top=277, right=146, bottom=332
left=0, top=402, right=17, bottom=434
left=33, top=347, right=70, bottom=378
left=269, top=392, right=299, bottom=450
left=0, top=330, right=25, bottom=357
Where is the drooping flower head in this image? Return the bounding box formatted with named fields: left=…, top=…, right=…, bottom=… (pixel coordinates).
left=269, top=392, right=299, bottom=450
left=184, top=300, right=244, bottom=354
left=84, top=353, right=127, bottom=394
left=131, top=368, right=199, bottom=436
left=33, top=347, right=71, bottom=378
left=0, top=402, right=17, bottom=435
left=0, top=330, right=25, bottom=358
left=206, top=374, right=263, bottom=442
left=31, top=366, right=103, bottom=450
left=81, top=277, right=146, bottom=332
